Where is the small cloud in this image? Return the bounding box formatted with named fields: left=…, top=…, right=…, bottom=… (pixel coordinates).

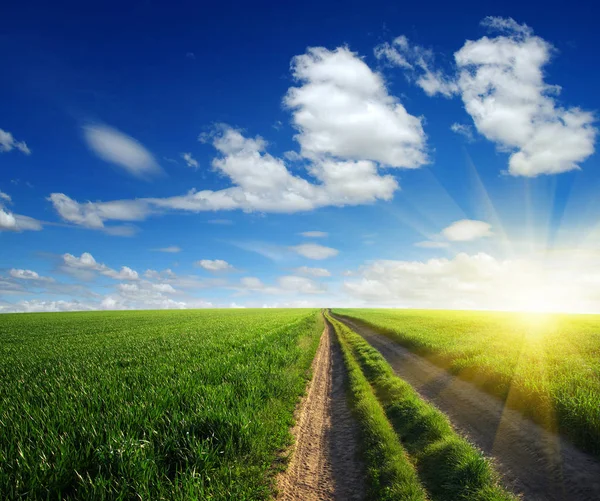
left=0, top=191, right=11, bottom=203
left=153, top=246, right=182, bottom=253
left=272, top=120, right=283, bottom=131
left=284, top=151, right=302, bottom=162
left=441, top=219, right=493, bottom=242
left=9, top=269, right=54, bottom=282
left=195, top=259, right=234, bottom=272
left=181, top=152, right=199, bottom=169
left=186, top=52, right=196, bottom=59
left=300, top=231, right=328, bottom=238
left=291, top=243, right=338, bottom=260
left=83, top=124, right=162, bottom=179
left=0, top=128, right=31, bottom=155
left=450, top=123, right=474, bottom=141
left=163, top=156, right=179, bottom=164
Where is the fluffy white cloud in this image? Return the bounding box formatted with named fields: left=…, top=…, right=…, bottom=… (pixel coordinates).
left=293, top=266, right=331, bottom=277
left=0, top=191, right=11, bottom=203
left=153, top=246, right=181, bottom=253
left=9, top=269, right=54, bottom=282
left=441, top=219, right=493, bottom=241
left=196, top=259, right=234, bottom=272
left=375, top=36, right=458, bottom=98
left=300, top=231, right=328, bottom=238
left=181, top=152, right=199, bottom=169
left=380, top=19, right=597, bottom=176
left=83, top=125, right=162, bottom=178
left=0, top=128, right=31, bottom=155
left=285, top=46, right=428, bottom=167
left=51, top=46, right=429, bottom=225
left=344, top=250, right=600, bottom=313
left=455, top=17, right=596, bottom=176
left=291, top=243, right=339, bottom=260
left=62, top=252, right=139, bottom=281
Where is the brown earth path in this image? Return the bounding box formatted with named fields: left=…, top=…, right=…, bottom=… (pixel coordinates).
left=331, top=313, right=600, bottom=501
left=276, top=320, right=366, bottom=501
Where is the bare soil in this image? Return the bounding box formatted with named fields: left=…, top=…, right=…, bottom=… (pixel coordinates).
left=332, top=314, right=600, bottom=501
left=276, top=322, right=366, bottom=501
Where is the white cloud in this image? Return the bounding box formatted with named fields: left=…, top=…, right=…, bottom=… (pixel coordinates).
left=293, top=266, right=331, bottom=277
left=441, top=219, right=493, bottom=241
left=9, top=269, right=54, bottom=282
left=344, top=250, right=600, bottom=313
left=61, top=252, right=139, bottom=281
left=48, top=193, right=150, bottom=234
left=0, top=191, right=11, bottom=203
left=153, top=246, right=181, bottom=253
left=83, top=125, right=162, bottom=178
left=181, top=152, right=199, bottom=169
left=454, top=17, right=597, bottom=176
left=300, top=231, right=328, bottom=238
left=378, top=19, right=597, bottom=176
left=285, top=46, right=428, bottom=167
left=196, top=259, right=234, bottom=272
left=51, top=46, right=429, bottom=225
left=104, top=266, right=139, bottom=281
left=450, top=123, right=474, bottom=141
left=0, top=208, right=42, bottom=232
left=0, top=128, right=31, bottom=155
left=291, top=243, right=339, bottom=260
left=375, top=36, right=458, bottom=98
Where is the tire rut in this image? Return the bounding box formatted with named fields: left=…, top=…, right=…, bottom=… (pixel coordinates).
left=276, top=322, right=366, bottom=501
left=332, top=313, right=600, bottom=501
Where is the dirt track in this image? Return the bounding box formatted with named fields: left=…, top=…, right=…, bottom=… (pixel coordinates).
left=332, top=313, right=600, bottom=501
left=276, top=322, right=366, bottom=501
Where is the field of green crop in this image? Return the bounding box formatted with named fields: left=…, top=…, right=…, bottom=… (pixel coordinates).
left=0, top=309, right=322, bottom=500
left=333, top=308, right=600, bottom=458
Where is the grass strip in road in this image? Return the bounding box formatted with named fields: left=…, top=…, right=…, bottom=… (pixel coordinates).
left=334, top=308, right=600, bottom=459
left=326, top=314, right=427, bottom=501
left=328, top=315, right=516, bottom=501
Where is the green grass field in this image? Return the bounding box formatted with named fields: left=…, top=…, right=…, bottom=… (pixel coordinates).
left=0, top=309, right=322, bottom=500
left=333, top=308, right=600, bottom=458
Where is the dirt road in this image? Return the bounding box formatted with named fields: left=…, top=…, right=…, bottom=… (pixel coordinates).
left=276, top=322, right=366, bottom=501
left=332, top=313, right=600, bottom=501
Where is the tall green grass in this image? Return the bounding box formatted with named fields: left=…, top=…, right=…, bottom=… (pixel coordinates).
left=329, top=316, right=516, bottom=501
left=333, top=308, right=600, bottom=458
left=327, top=316, right=427, bottom=501
left=0, top=309, right=322, bottom=500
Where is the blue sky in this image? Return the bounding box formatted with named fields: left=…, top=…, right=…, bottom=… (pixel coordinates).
left=1, top=1, right=599, bottom=312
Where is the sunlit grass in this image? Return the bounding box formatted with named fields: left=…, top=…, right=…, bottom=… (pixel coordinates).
left=0, top=309, right=322, bottom=499
left=333, top=308, right=600, bottom=458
